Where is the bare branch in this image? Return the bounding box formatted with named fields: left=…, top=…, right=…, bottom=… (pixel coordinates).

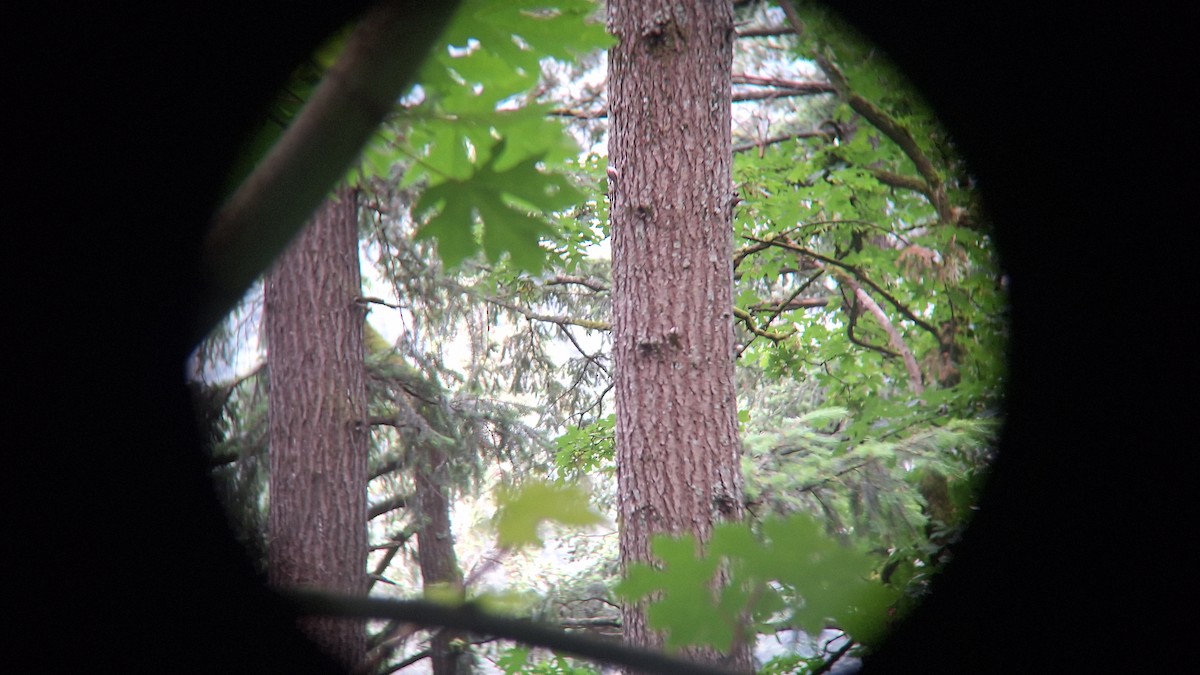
left=736, top=25, right=795, bottom=39
left=734, top=306, right=795, bottom=342
left=544, top=275, right=610, bottom=293
left=732, top=74, right=832, bottom=92
left=281, top=590, right=741, bottom=675
left=840, top=275, right=925, bottom=394
left=733, top=128, right=828, bottom=154
left=733, top=87, right=834, bottom=103
left=548, top=106, right=608, bottom=120
left=368, top=528, right=412, bottom=593
left=742, top=235, right=941, bottom=340
left=748, top=296, right=829, bottom=312
left=867, top=168, right=934, bottom=200
left=368, top=493, right=408, bottom=520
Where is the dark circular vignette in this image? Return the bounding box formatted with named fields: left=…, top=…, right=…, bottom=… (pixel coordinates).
left=8, top=1, right=1186, bottom=673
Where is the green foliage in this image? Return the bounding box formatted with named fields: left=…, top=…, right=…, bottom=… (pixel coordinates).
left=196, top=3, right=1007, bottom=672
left=615, top=513, right=899, bottom=652
left=758, top=651, right=835, bottom=675
left=495, top=645, right=599, bottom=675
left=414, top=142, right=583, bottom=272
left=493, top=480, right=606, bottom=548
left=393, top=0, right=611, bottom=272
left=553, top=413, right=615, bottom=478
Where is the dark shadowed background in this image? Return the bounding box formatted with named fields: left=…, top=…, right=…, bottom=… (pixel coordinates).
left=6, top=1, right=1186, bottom=672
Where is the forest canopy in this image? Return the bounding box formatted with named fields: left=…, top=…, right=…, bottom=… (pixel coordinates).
left=191, top=2, right=1007, bottom=673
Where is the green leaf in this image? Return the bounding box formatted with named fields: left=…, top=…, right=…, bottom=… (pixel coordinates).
left=414, top=141, right=583, bottom=271
left=492, top=480, right=604, bottom=548
left=423, top=582, right=466, bottom=605
left=616, top=515, right=899, bottom=652
left=495, top=645, right=531, bottom=675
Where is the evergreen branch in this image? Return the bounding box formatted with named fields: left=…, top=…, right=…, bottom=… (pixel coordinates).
left=370, top=530, right=414, bottom=552
left=478, top=291, right=610, bottom=332
left=368, top=528, right=413, bottom=593
left=796, top=459, right=873, bottom=492
left=558, top=323, right=612, bottom=378
left=281, top=590, right=740, bottom=675
left=370, top=454, right=405, bottom=482
left=358, top=295, right=407, bottom=310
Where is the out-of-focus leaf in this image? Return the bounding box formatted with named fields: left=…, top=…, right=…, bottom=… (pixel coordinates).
left=493, top=480, right=605, bottom=548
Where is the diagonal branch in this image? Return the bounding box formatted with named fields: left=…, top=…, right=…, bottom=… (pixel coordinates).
left=281, top=589, right=740, bottom=675
left=734, top=306, right=795, bottom=343
left=841, top=286, right=902, bottom=360
left=368, top=493, right=409, bottom=520
left=737, top=270, right=825, bottom=356
left=777, top=1, right=951, bottom=224
left=839, top=275, right=925, bottom=393
left=197, top=0, right=461, bottom=341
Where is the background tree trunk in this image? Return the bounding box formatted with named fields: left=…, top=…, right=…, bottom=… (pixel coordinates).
left=266, top=185, right=369, bottom=670
left=416, top=439, right=470, bottom=675
left=607, top=0, right=749, bottom=670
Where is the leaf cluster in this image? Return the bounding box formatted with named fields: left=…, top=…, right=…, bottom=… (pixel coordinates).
left=614, top=514, right=899, bottom=653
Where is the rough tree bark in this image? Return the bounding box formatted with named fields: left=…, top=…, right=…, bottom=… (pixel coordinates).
left=607, top=0, right=749, bottom=670
left=266, top=185, right=369, bottom=669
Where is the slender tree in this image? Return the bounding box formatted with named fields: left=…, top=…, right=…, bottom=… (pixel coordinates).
left=265, top=185, right=369, bottom=669
left=414, top=427, right=470, bottom=675
left=607, top=0, right=749, bottom=669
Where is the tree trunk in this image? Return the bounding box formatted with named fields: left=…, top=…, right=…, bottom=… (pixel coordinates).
left=265, top=185, right=369, bottom=670
left=415, top=438, right=470, bottom=675
left=607, top=0, right=749, bottom=670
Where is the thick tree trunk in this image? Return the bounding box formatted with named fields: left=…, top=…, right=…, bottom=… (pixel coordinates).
left=265, top=186, right=369, bottom=670
left=607, top=0, right=749, bottom=670
left=415, top=439, right=470, bottom=675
